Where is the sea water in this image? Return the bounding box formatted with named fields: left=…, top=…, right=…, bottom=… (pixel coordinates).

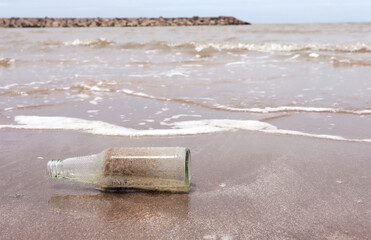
left=0, top=23, right=371, bottom=142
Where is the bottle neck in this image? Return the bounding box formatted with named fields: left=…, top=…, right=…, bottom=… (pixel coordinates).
left=47, top=159, right=64, bottom=179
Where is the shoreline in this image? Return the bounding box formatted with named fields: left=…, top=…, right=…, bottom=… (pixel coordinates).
left=0, top=16, right=250, bottom=28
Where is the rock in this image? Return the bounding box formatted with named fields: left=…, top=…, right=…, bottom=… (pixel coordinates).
left=88, top=21, right=97, bottom=27
left=0, top=16, right=250, bottom=28
left=21, top=19, right=33, bottom=27
left=52, top=21, right=60, bottom=27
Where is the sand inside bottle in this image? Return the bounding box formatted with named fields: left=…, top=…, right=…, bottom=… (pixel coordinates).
left=100, top=148, right=190, bottom=192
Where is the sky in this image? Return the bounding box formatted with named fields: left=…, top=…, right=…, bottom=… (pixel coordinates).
left=0, top=0, right=370, bottom=23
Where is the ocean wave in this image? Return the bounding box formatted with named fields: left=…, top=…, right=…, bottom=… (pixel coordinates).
left=0, top=83, right=18, bottom=90
left=71, top=80, right=118, bottom=92
left=42, top=38, right=115, bottom=47
left=0, top=58, right=15, bottom=67
left=118, top=41, right=371, bottom=53
left=172, top=41, right=371, bottom=53
left=54, top=86, right=371, bottom=116
left=0, top=81, right=56, bottom=96
left=41, top=40, right=64, bottom=46
left=213, top=104, right=371, bottom=115
left=120, top=88, right=371, bottom=116
left=1, top=115, right=370, bottom=144
left=64, top=38, right=115, bottom=47
left=40, top=39, right=371, bottom=53
left=331, top=58, right=371, bottom=67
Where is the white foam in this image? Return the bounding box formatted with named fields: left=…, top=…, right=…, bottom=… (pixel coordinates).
left=129, top=70, right=188, bottom=78
left=121, top=89, right=170, bottom=101
left=0, top=83, right=18, bottom=90
left=163, top=114, right=202, bottom=122
left=289, top=54, right=301, bottom=59
left=89, top=97, right=102, bottom=105
left=170, top=41, right=371, bottom=53
left=77, top=94, right=90, bottom=99
left=198, top=97, right=214, bottom=101
left=0, top=57, right=15, bottom=66
left=145, top=49, right=158, bottom=54
left=310, top=98, right=324, bottom=102
left=1, top=116, right=371, bottom=144
left=336, top=59, right=349, bottom=63
left=87, top=110, right=99, bottom=113
left=64, top=38, right=114, bottom=47
left=163, top=70, right=189, bottom=77
left=75, top=82, right=110, bottom=92
left=0, top=116, right=274, bottom=137
left=213, top=104, right=371, bottom=115
left=120, top=88, right=371, bottom=116
left=225, top=61, right=245, bottom=66
left=264, top=129, right=353, bottom=142
left=89, top=86, right=103, bottom=91
left=183, top=64, right=202, bottom=67
left=309, top=53, right=319, bottom=58
left=27, top=81, right=52, bottom=86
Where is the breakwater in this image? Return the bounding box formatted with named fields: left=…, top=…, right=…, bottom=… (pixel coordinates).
left=0, top=16, right=250, bottom=28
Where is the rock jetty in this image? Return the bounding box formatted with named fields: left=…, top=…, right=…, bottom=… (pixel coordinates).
left=0, top=16, right=250, bottom=28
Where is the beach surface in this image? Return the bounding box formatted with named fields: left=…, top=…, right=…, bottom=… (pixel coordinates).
left=1, top=24, right=371, bottom=239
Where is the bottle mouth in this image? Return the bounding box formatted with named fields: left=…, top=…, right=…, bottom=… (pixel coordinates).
left=47, top=159, right=63, bottom=179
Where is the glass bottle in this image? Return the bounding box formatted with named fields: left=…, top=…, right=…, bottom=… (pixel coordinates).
left=47, top=147, right=191, bottom=193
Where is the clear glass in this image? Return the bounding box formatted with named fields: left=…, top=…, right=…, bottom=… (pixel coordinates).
left=47, top=147, right=191, bottom=192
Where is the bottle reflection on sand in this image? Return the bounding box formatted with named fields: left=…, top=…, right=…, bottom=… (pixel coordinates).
left=48, top=192, right=190, bottom=223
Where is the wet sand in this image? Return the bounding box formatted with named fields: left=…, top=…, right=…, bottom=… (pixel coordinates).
left=1, top=128, right=370, bottom=239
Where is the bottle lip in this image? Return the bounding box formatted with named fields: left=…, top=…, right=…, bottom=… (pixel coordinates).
left=47, top=159, right=62, bottom=179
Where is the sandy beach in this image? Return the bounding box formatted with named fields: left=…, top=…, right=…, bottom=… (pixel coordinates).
left=1, top=24, right=371, bottom=239
left=1, top=128, right=371, bottom=239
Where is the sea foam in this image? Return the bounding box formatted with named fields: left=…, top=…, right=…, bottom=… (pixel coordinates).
left=213, top=104, right=371, bottom=115
left=0, top=58, right=15, bottom=67
left=121, top=88, right=371, bottom=116
left=166, top=41, right=371, bottom=53
left=1, top=115, right=370, bottom=144
left=0, top=83, right=18, bottom=90
left=63, top=38, right=115, bottom=47
left=54, top=39, right=371, bottom=53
